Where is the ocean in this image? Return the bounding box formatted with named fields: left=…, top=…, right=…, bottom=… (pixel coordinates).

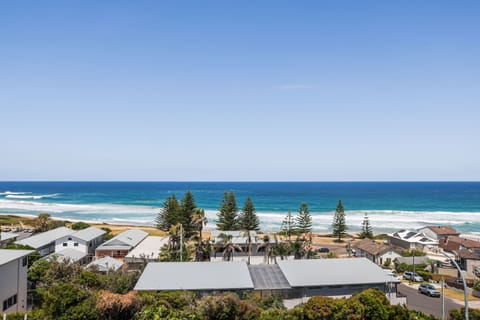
left=0, top=181, right=479, bottom=234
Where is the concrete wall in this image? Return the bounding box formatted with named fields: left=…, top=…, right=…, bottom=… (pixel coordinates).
left=0, top=258, right=28, bottom=314
left=466, top=259, right=480, bottom=280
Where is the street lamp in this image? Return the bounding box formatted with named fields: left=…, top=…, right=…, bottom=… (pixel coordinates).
left=441, top=251, right=469, bottom=320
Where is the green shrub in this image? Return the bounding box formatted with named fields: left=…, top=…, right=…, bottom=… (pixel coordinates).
left=71, top=221, right=91, bottom=230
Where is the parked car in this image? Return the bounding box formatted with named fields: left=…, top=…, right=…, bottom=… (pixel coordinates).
left=418, top=284, right=441, bottom=297
left=318, top=247, right=330, bottom=253
left=403, top=271, right=423, bottom=282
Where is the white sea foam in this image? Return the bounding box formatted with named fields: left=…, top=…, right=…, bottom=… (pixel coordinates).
left=5, top=193, right=60, bottom=199
left=1, top=198, right=479, bottom=233
left=0, top=191, right=31, bottom=195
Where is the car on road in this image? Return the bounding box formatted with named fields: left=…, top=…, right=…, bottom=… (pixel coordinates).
left=418, top=284, right=441, bottom=297
left=403, top=271, right=424, bottom=282
left=317, top=247, right=330, bottom=253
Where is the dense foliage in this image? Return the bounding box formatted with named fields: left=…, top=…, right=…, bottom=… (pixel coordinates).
left=155, top=191, right=198, bottom=237
left=71, top=221, right=91, bottom=230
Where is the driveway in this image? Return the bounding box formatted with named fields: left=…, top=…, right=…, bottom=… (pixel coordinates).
left=398, top=283, right=462, bottom=318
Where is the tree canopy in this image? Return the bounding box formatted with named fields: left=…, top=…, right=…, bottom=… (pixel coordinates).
left=296, top=202, right=312, bottom=234
left=332, top=199, right=347, bottom=242
left=238, top=197, right=260, bottom=231
left=216, top=191, right=239, bottom=230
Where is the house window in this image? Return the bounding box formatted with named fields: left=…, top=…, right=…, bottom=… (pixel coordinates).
left=22, top=256, right=28, bottom=267
left=68, top=237, right=72, bottom=241
left=63, top=243, right=67, bottom=247
left=74, top=243, right=79, bottom=247
left=2, top=294, right=17, bottom=311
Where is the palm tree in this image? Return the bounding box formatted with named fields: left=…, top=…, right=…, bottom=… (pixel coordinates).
left=257, top=235, right=274, bottom=264
left=243, top=229, right=253, bottom=265
left=273, top=235, right=292, bottom=261
left=191, top=209, right=208, bottom=261
left=291, top=237, right=305, bottom=260
left=214, top=233, right=242, bottom=261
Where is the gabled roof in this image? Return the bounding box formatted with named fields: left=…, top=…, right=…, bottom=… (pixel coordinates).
left=422, top=226, right=460, bottom=236
left=16, top=227, right=75, bottom=249
left=72, top=227, right=106, bottom=241
left=87, top=256, right=124, bottom=272
left=445, top=236, right=480, bottom=249
left=454, top=249, right=480, bottom=260
left=134, top=261, right=254, bottom=291
left=44, top=248, right=86, bottom=263
left=96, top=229, right=148, bottom=251
left=277, top=258, right=391, bottom=287
left=353, top=239, right=398, bottom=256
left=0, top=249, right=34, bottom=266
left=125, top=236, right=168, bottom=262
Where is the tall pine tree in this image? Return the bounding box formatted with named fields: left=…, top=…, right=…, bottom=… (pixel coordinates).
left=155, top=194, right=180, bottom=231
left=179, top=190, right=197, bottom=238
left=296, top=202, right=313, bottom=234
left=280, top=211, right=296, bottom=240
left=359, top=213, right=374, bottom=239
left=217, top=191, right=239, bottom=230
left=332, top=199, right=347, bottom=242
left=238, top=197, right=260, bottom=231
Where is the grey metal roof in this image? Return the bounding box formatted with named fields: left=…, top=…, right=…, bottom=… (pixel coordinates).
left=87, top=256, right=123, bottom=272
left=134, top=261, right=254, bottom=291
left=248, top=264, right=291, bottom=290
left=211, top=230, right=257, bottom=238
left=1, top=232, right=19, bottom=242
left=96, top=229, right=148, bottom=251
left=0, top=249, right=34, bottom=266
left=277, top=258, right=392, bottom=287
left=72, top=227, right=106, bottom=241
left=16, top=227, right=75, bottom=249
left=44, top=248, right=86, bottom=263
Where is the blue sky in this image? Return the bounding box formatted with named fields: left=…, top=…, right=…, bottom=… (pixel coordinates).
left=1, top=1, right=479, bottom=181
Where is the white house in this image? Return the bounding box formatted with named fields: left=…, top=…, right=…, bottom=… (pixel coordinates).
left=388, top=230, right=438, bottom=251
left=0, top=249, right=33, bottom=315
left=417, top=226, right=460, bottom=241
left=125, top=236, right=169, bottom=264
left=95, top=229, right=148, bottom=259
left=55, top=227, right=106, bottom=256
left=353, top=239, right=403, bottom=266
left=15, top=227, right=75, bottom=256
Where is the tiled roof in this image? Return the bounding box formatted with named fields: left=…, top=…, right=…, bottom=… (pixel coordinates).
left=444, top=236, right=480, bottom=249
left=353, top=239, right=395, bottom=256
left=426, top=226, right=460, bottom=236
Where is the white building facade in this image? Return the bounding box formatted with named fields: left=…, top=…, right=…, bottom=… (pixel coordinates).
left=0, top=249, right=33, bottom=315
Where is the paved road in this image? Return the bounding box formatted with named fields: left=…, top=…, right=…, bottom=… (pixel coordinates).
left=398, top=283, right=462, bottom=318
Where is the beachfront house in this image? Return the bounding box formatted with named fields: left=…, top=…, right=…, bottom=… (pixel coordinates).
left=417, top=226, right=460, bottom=241
left=95, top=229, right=148, bottom=259
left=55, top=226, right=106, bottom=257
left=134, top=258, right=402, bottom=303
left=0, top=249, right=34, bottom=315
left=15, top=227, right=75, bottom=256
left=125, top=236, right=168, bottom=268
left=388, top=230, right=438, bottom=251
left=454, top=249, right=480, bottom=280
left=353, top=239, right=402, bottom=266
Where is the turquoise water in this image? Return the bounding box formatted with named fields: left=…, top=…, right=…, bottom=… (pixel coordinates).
left=0, top=181, right=479, bottom=233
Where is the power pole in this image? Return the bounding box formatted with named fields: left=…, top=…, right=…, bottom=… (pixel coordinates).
left=441, top=277, right=445, bottom=320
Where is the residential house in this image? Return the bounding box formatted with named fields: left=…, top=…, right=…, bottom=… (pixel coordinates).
left=135, top=258, right=400, bottom=301
left=418, top=226, right=460, bottom=241
left=55, top=226, right=106, bottom=257
left=125, top=236, right=168, bottom=266
left=0, top=249, right=33, bottom=314
left=95, top=229, right=148, bottom=259
left=86, top=256, right=124, bottom=273
left=353, top=239, right=402, bottom=266
left=0, top=232, right=19, bottom=247
left=440, top=236, right=480, bottom=255
left=454, top=248, right=480, bottom=280
left=388, top=230, right=438, bottom=251
left=15, top=227, right=75, bottom=256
